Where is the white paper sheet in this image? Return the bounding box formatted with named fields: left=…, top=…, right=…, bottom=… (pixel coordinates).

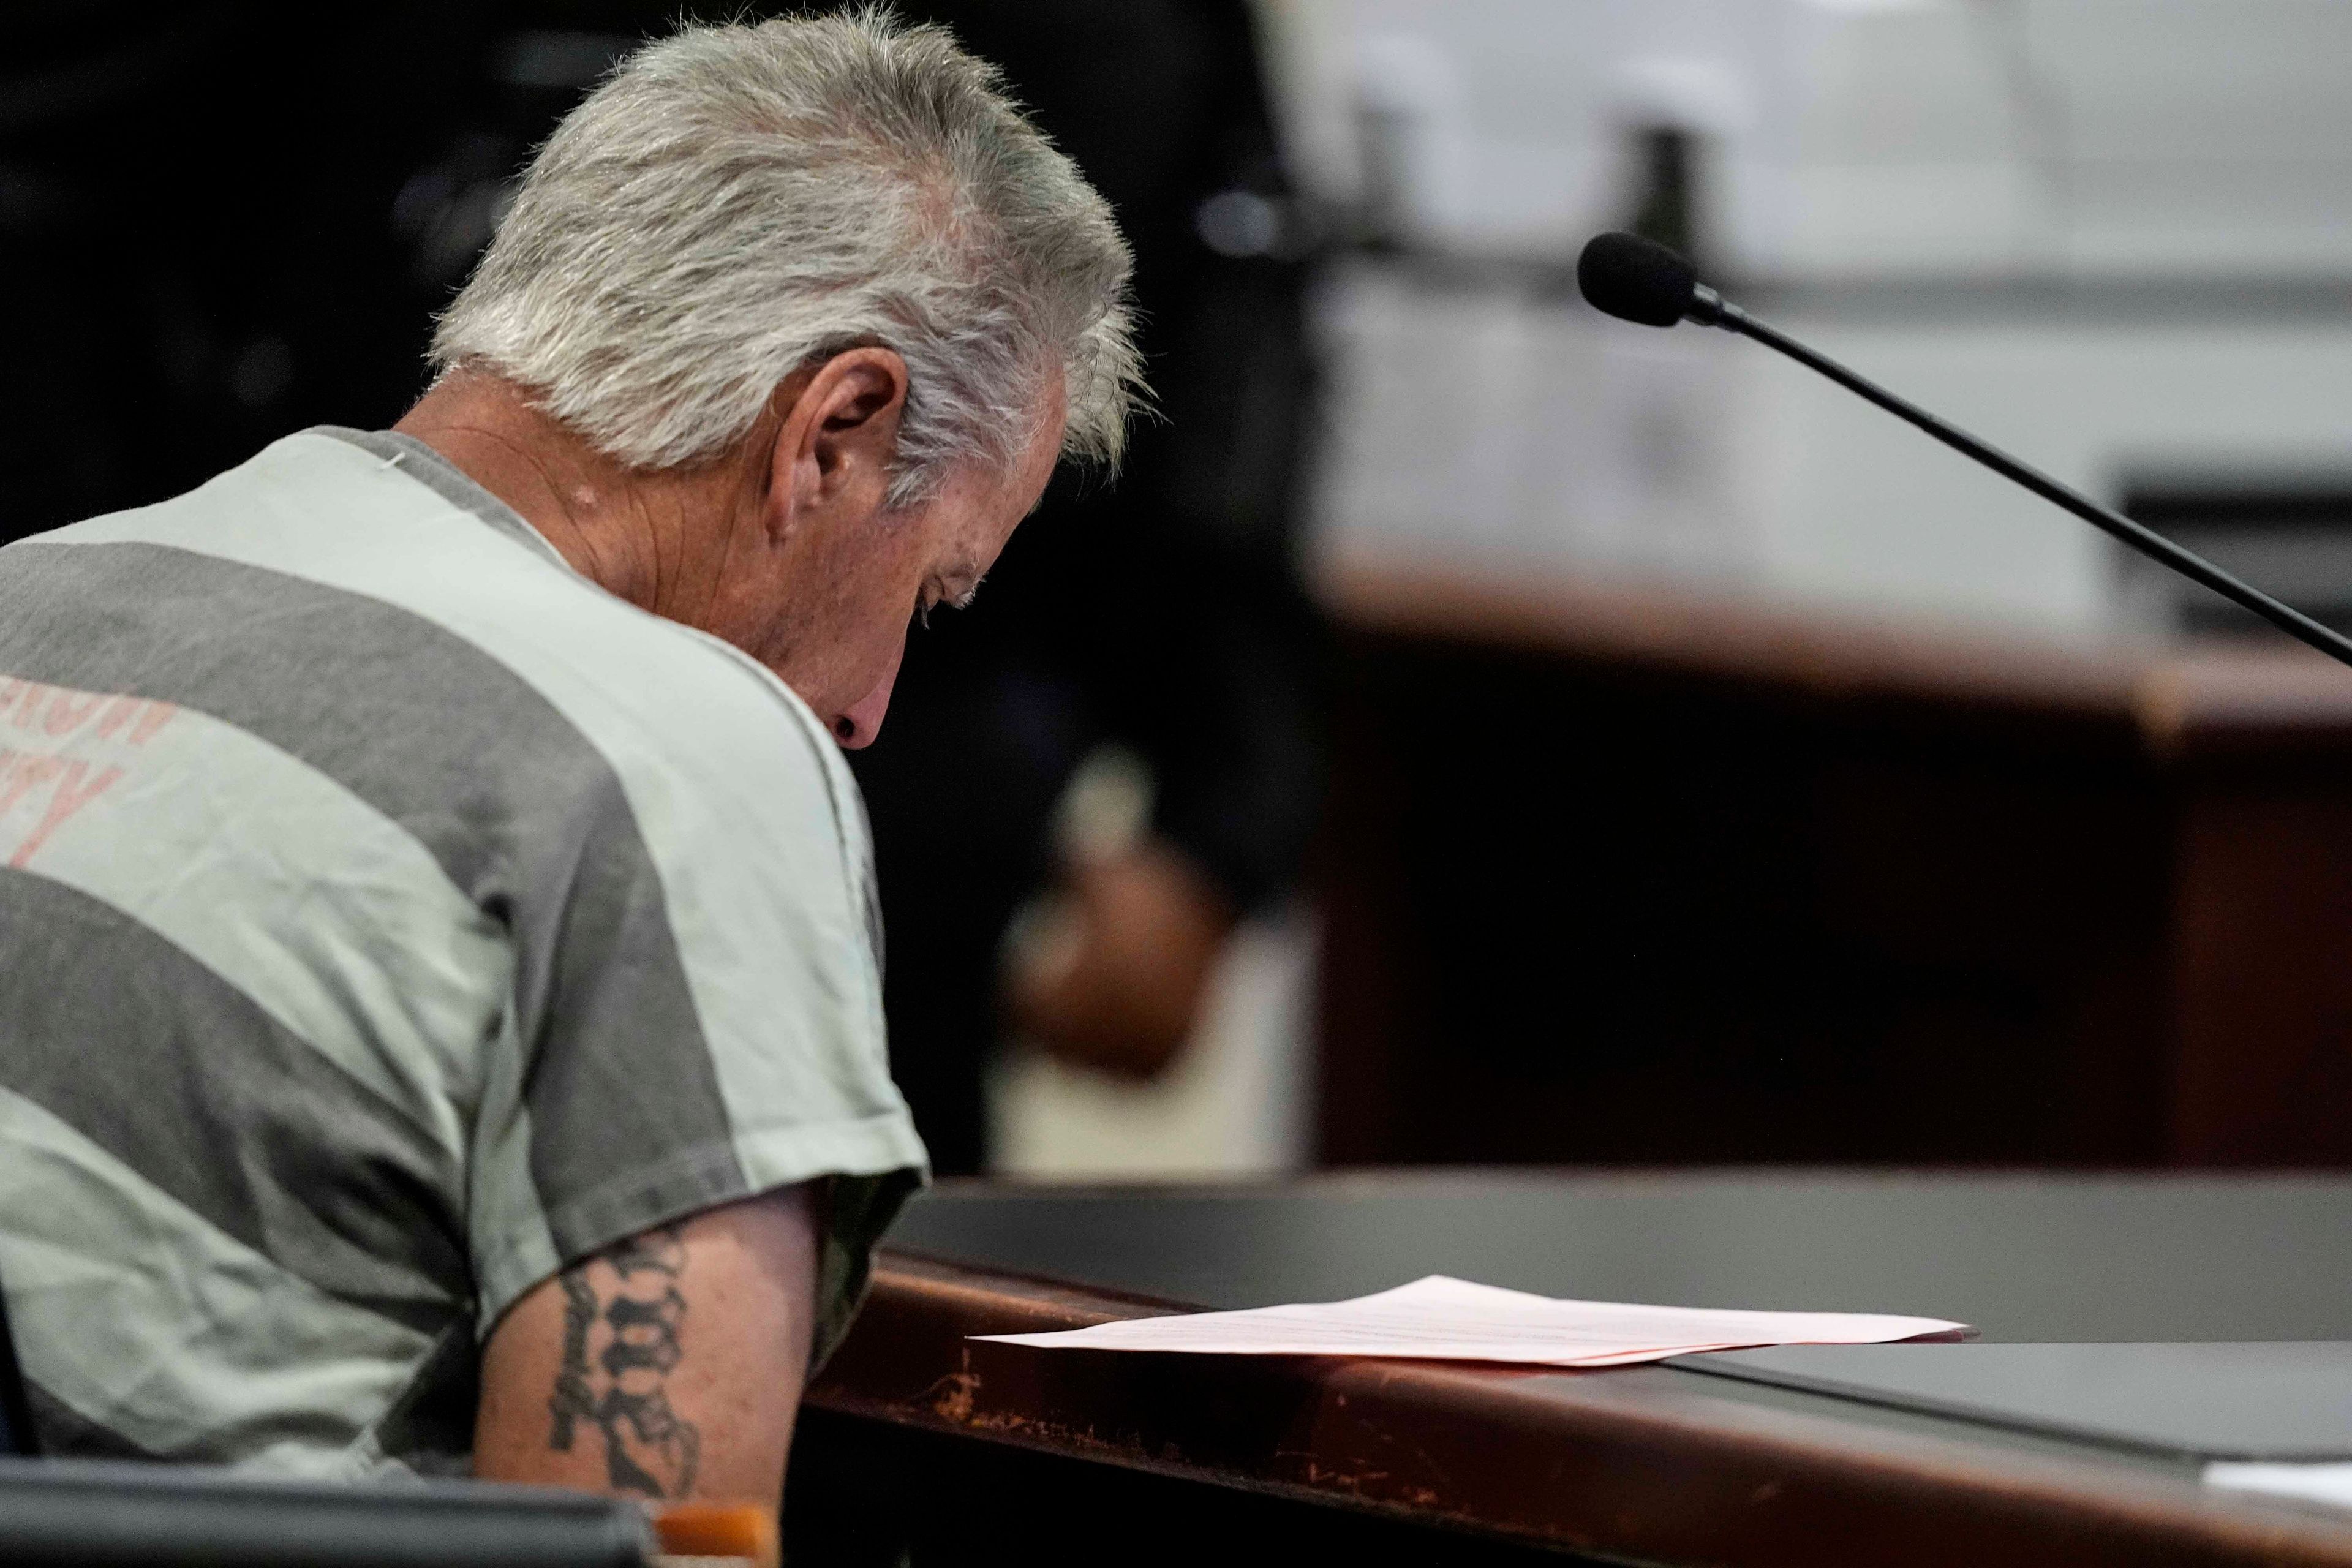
left=2204, top=1462, right=2352, bottom=1511
left=975, top=1275, right=1970, bottom=1368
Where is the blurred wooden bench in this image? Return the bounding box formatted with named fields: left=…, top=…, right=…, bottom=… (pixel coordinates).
left=1316, top=555, right=2352, bottom=1167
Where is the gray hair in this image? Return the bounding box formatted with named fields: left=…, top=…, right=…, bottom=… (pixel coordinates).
left=431, top=7, right=1140, bottom=503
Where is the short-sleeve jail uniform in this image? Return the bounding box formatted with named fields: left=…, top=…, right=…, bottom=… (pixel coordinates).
left=0, top=427, right=927, bottom=1476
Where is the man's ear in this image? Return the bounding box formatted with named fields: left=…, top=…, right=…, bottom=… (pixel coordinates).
left=766, top=347, right=910, bottom=543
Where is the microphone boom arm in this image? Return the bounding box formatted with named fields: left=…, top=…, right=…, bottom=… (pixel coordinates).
left=1697, top=294, right=2352, bottom=673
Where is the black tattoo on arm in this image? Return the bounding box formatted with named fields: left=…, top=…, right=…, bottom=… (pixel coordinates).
left=548, top=1224, right=701, bottom=1498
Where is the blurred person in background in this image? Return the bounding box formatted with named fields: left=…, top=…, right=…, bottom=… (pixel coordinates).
left=833, top=0, right=1325, bottom=1172
left=4, top=1, right=1325, bottom=1178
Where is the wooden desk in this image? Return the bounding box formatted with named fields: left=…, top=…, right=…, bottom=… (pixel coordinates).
left=788, top=1173, right=2352, bottom=1566
left=1316, top=559, right=2352, bottom=1167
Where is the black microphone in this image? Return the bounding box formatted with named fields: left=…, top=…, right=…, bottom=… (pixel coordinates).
left=1575, top=230, right=2352, bottom=673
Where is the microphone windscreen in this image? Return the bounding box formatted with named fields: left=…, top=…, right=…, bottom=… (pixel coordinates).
left=1577, top=232, right=1698, bottom=328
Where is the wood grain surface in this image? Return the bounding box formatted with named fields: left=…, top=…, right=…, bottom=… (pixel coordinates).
left=807, top=1247, right=2352, bottom=1566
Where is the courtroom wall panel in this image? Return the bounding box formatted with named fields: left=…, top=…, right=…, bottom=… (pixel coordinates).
left=1314, top=562, right=2352, bottom=1168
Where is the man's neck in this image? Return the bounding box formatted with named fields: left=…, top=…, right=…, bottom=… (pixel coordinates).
left=393, top=374, right=750, bottom=622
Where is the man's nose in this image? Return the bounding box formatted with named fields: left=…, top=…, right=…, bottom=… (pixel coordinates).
left=831, top=643, right=905, bottom=750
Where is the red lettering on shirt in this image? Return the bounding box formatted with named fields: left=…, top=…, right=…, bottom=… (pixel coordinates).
left=0, top=675, right=177, bottom=870
left=89, top=694, right=146, bottom=741
left=42, top=689, right=104, bottom=736
left=8, top=763, right=123, bottom=869
left=129, top=701, right=178, bottom=746
left=0, top=754, right=59, bottom=820
left=3, top=681, right=45, bottom=731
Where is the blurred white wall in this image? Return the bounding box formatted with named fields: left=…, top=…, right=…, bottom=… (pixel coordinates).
left=1263, top=0, right=2352, bottom=276
left=1745, top=311, right=2352, bottom=626
left=1316, top=276, right=2352, bottom=630
left=1272, top=0, right=2352, bottom=635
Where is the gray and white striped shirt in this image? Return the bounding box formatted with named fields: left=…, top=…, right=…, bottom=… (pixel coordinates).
left=0, top=427, right=927, bottom=1476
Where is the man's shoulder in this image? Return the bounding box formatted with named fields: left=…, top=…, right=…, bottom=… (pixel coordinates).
left=9, top=429, right=862, bottom=872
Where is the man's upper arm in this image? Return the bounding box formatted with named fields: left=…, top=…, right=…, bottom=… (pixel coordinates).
left=462, top=630, right=924, bottom=1366
left=473, top=1184, right=821, bottom=1502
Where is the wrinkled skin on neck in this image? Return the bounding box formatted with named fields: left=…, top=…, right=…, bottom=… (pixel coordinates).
left=396, top=355, right=1064, bottom=747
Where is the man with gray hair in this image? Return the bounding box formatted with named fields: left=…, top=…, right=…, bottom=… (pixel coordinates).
left=0, top=9, right=1134, bottom=1503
